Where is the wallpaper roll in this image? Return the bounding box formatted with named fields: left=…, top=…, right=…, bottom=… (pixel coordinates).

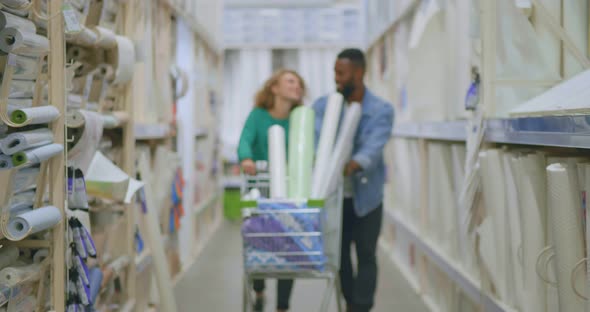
left=1, top=79, right=35, bottom=99
left=0, top=246, right=18, bottom=270
left=320, top=103, right=361, bottom=199
left=0, top=54, right=39, bottom=80
left=0, top=11, right=35, bottom=32
left=66, top=27, right=98, bottom=47
left=12, top=167, right=39, bottom=192
left=11, top=143, right=62, bottom=167
left=0, top=128, right=53, bottom=155
left=311, top=93, right=343, bottom=198
left=112, top=35, right=135, bottom=85
left=92, top=26, right=117, bottom=49
left=0, top=0, right=31, bottom=10
left=268, top=125, right=287, bottom=198
left=0, top=154, right=12, bottom=170
left=547, top=163, right=586, bottom=312
left=0, top=28, right=49, bottom=57
left=288, top=106, right=315, bottom=199
left=0, top=263, right=40, bottom=286
left=9, top=189, right=34, bottom=215
left=10, top=105, right=59, bottom=125
left=5, top=205, right=61, bottom=240
left=32, top=249, right=48, bottom=263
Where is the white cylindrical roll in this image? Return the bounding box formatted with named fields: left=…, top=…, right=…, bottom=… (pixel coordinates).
left=92, top=26, right=117, bottom=48
left=9, top=105, right=59, bottom=125
left=268, top=125, right=287, bottom=198
left=68, top=110, right=104, bottom=174
left=0, top=264, right=40, bottom=286
left=0, top=11, right=35, bottom=33
left=0, top=154, right=12, bottom=170
left=320, top=103, right=361, bottom=198
left=5, top=206, right=61, bottom=240
left=32, top=249, right=48, bottom=263
left=12, top=143, right=62, bottom=167
left=0, top=0, right=31, bottom=10
left=0, top=247, right=19, bottom=270
left=0, top=28, right=49, bottom=57
left=547, top=163, right=586, bottom=312
left=311, top=93, right=343, bottom=198
left=12, top=167, right=39, bottom=193
left=112, top=35, right=135, bottom=84
left=0, top=128, right=53, bottom=155
left=1, top=55, right=39, bottom=81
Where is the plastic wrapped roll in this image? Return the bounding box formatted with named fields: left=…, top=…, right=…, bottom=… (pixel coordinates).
left=311, top=93, right=342, bottom=198
left=320, top=103, right=361, bottom=198
left=0, top=0, right=31, bottom=10
left=547, top=163, right=586, bottom=312
left=0, top=247, right=18, bottom=270
left=0, top=54, right=39, bottom=80
left=0, top=154, right=12, bottom=170
left=11, top=143, right=62, bottom=167
left=10, top=105, right=59, bottom=125
left=12, top=167, right=39, bottom=192
left=287, top=106, right=315, bottom=199
left=111, top=35, right=135, bottom=84
left=0, top=28, right=49, bottom=57
left=0, top=263, right=40, bottom=286
left=268, top=125, right=287, bottom=198
left=0, top=11, right=35, bottom=33
left=92, top=26, right=117, bottom=48
left=5, top=206, right=61, bottom=240
left=0, top=128, right=53, bottom=155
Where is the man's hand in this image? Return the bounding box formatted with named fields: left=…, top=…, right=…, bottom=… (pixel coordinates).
left=241, top=159, right=257, bottom=175
left=344, top=160, right=362, bottom=177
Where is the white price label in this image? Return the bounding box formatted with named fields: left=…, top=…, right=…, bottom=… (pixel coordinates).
left=62, top=4, right=82, bottom=34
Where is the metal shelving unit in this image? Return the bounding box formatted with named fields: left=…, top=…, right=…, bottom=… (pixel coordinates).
left=385, top=210, right=516, bottom=312
left=394, top=115, right=590, bottom=149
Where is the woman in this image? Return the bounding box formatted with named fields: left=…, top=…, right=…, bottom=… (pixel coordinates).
left=237, top=69, right=306, bottom=312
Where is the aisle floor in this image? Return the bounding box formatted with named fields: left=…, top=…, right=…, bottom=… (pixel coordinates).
left=175, top=221, right=428, bottom=312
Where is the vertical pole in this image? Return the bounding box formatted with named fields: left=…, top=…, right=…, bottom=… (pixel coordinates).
left=48, top=0, right=66, bottom=310
left=481, top=0, right=497, bottom=117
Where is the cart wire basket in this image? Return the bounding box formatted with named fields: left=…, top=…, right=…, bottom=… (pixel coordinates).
left=240, top=172, right=343, bottom=312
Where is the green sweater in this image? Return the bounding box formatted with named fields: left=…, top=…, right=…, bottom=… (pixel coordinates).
left=237, top=108, right=289, bottom=162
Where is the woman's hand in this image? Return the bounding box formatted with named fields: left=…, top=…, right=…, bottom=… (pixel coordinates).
left=241, top=159, right=257, bottom=175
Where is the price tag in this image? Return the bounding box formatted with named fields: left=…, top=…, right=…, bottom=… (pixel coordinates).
left=62, top=4, right=82, bottom=34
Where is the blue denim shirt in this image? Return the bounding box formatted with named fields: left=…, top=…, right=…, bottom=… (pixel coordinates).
left=313, top=88, right=394, bottom=217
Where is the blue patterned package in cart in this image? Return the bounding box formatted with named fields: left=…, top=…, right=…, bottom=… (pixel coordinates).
left=241, top=201, right=326, bottom=272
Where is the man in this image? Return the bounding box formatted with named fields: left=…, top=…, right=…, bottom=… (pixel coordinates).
left=313, top=48, right=394, bottom=312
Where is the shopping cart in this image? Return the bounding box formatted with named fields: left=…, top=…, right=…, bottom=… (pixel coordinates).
left=240, top=170, right=343, bottom=312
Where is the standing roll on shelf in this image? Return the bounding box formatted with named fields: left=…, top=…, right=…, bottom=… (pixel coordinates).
left=0, top=28, right=49, bottom=57
left=288, top=106, right=314, bottom=199
left=311, top=92, right=342, bottom=198
left=268, top=125, right=287, bottom=198
left=547, top=163, right=586, bottom=312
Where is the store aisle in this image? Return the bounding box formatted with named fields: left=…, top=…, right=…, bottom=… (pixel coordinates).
left=174, top=221, right=428, bottom=311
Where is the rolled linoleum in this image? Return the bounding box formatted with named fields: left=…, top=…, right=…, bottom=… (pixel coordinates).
left=268, top=125, right=287, bottom=198
left=9, top=105, right=59, bottom=125
left=5, top=205, right=61, bottom=240
left=0, top=28, right=49, bottom=57
left=320, top=103, right=361, bottom=198
left=0, top=128, right=53, bottom=155
left=288, top=106, right=315, bottom=199
left=0, top=263, right=40, bottom=286
left=11, top=143, right=62, bottom=167
left=12, top=166, right=39, bottom=193
left=311, top=93, right=342, bottom=198
left=547, top=163, right=586, bottom=312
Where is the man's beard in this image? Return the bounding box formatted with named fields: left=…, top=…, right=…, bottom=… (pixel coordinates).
left=338, top=84, right=355, bottom=99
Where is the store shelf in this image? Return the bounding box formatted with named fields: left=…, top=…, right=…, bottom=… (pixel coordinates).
left=134, top=123, right=171, bottom=140
left=393, top=121, right=467, bottom=141
left=385, top=210, right=516, bottom=312
left=193, top=191, right=222, bottom=216
left=393, top=115, right=590, bottom=149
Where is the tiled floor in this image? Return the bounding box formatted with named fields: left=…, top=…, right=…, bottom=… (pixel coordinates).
left=175, top=221, right=429, bottom=312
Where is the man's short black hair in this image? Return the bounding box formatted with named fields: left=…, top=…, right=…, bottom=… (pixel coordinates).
left=337, top=48, right=366, bottom=69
